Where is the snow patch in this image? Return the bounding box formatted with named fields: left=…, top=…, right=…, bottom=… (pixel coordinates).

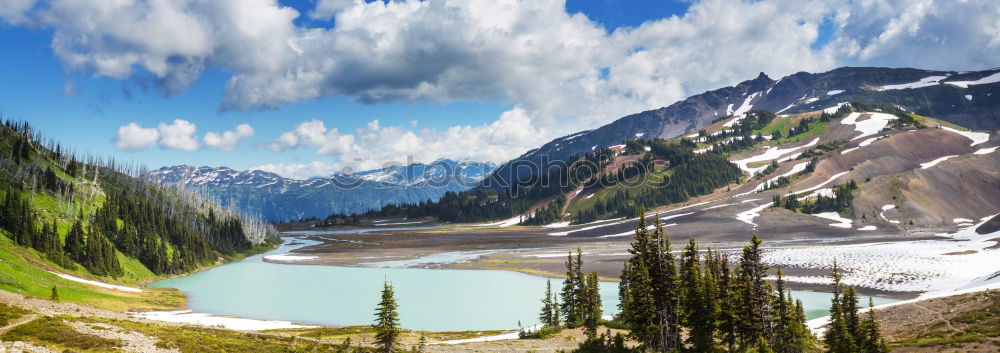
left=965, top=94, right=973, bottom=101
left=48, top=271, right=142, bottom=293
left=736, top=204, right=771, bottom=227
left=920, top=155, right=958, bottom=169
left=732, top=138, right=819, bottom=174
left=132, top=310, right=317, bottom=331
left=941, top=126, right=989, bottom=146
left=263, top=254, right=318, bottom=262
left=858, top=225, right=876, bottom=231
left=812, top=212, right=852, bottom=229
left=840, top=112, right=896, bottom=141
left=827, top=90, right=844, bottom=96
left=879, top=75, right=947, bottom=90
left=733, top=92, right=759, bottom=116
left=945, top=72, right=1000, bottom=88
left=974, top=146, right=997, bottom=155
left=543, top=221, right=572, bottom=228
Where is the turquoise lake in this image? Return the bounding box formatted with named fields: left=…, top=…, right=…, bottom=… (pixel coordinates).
left=149, top=228, right=897, bottom=332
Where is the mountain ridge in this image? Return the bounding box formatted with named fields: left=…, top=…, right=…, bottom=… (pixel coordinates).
left=485, top=66, right=1000, bottom=188
left=149, top=159, right=496, bottom=222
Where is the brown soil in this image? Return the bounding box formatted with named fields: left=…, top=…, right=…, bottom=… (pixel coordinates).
left=878, top=289, right=1000, bottom=352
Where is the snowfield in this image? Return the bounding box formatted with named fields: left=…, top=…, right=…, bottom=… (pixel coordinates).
left=920, top=155, right=957, bottom=169
left=945, top=72, right=1000, bottom=88
left=736, top=204, right=770, bottom=228
left=811, top=212, right=852, bottom=229
left=132, top=310, right=317, bottom=331
left=48, top=271, right=143, bottom=293
left=732, top=138, right=819, bottom=174
left=941, top=126, right=989, bottom=146
left=840, top=112, right=896, bottom=141
left=878, top=75, right=947, bottom=90
left=766, top=215, right=1000, bottom=293
left=263, top=254, right=319, bottom=262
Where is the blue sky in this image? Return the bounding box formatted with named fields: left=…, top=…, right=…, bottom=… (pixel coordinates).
left=0, top=0, right=995, bottom=178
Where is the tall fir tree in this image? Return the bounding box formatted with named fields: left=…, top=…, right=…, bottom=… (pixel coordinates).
left=539, top=279, right=559, bottom=327
left=581, top=271, right=603, bottom=338
left=858, top=298, right=890, bottom=353
left=64, top=219, right=86, bottom=263
left=824, top=262, right=856, bottom=353
left=374, top=281, right=401, bottom=353
left=561, top=251, right=581, bottom=327
left=736, top=233, right=774, bottom=349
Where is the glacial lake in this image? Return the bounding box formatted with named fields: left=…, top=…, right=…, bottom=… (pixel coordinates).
left=149, top=228, right=897, bottom=332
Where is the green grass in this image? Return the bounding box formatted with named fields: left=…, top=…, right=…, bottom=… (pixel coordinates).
left=566, top=166, right=672, bottom=216
left=893, top=291, right=1000, bottom=349
left=1, top=316, right=121, bottom=352
left=77, top=317, right=359, bottom=353
left=0, top=302, right=30, bottom=326
left=0, top=234, right=185, bottom=311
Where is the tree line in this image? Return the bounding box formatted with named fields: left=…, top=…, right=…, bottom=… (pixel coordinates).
left=531, top=215, right=889, bottom=353
left=0, top=120, right=275, bottom=278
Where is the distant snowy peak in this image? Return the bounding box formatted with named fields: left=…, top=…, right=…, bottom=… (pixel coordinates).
left=150, top=159, right=496, bottom=190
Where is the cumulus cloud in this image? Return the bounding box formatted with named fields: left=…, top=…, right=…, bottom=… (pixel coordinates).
left=262, top=107, right=549, bottom=173
left=157, top=119, right=200, bottom=151
left=114, top=119, right=209, bottom=152
left=251, top=161, right=343, bottom=180
left=16, top=0, right=1000, bottom=174
left=204, top=124, right=255, bottom=151
left=114, top=123, right=160, bottom=151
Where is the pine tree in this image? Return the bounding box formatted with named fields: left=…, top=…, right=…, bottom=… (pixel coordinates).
left=374, top=281, right=401, bottom=353
left=680, top=238, right=715, bottom=352
left=824, top=262, right=856, bottom=353
left=64, top=219, right=86, bottom=263
left=581, top=271, right=603, bottom=337
left=539, top=279, right=558, bottom=327
left=842, top=286, right=861, bottom=348
left=561, top=251, right=581, bottom=327
left=736, top=233, right=774, bottom=349
left=50, top=286, right=59, bottom=301
left=858, top=298, right=889, bottom=353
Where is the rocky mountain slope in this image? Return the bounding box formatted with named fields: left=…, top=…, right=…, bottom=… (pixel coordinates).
left=486, top=67, right=1000, bottom=187
left=149, top=159, right=495, bottom=222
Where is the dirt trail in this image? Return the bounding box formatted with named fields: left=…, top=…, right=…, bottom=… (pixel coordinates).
left=0, top=314, right=38, bottom=334
left=68, top=321, right=180, bottom=353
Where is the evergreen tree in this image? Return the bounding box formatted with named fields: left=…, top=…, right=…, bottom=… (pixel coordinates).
left=581, top=270, right=603, bottom=337
left=64, top=219, right=86, bottom=263
left=824, top=262, right=856, bottom=353
left=539, top=279, right=559, bottom=327
left=50, top=286, right=59, bottom=301
left=561, top=251, right=581, bottom=327
left=736, top=233, right=774, bottom=349
left=858, top=298, right=890, bottom=353
left=680, top=238, right=715, bottom=352
left=374, top=281, right=401, bottom=353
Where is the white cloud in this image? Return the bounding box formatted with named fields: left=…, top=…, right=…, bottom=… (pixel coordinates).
left=251, top=161, right=344, bottom=179
left=114, top=123, right=160, bottom=151
left=0, top=0, right=37, bottom=25
left=157, top=119, right=200, bottom=151
left=18, top=0, right=1000, bottom=172
left=309, top=0, right=357, bottom=20
left=115, top=119, right=206, bottom=152
left=263, top=107, right=548, bottom=175
left=204, top=124, right=255, bottom=151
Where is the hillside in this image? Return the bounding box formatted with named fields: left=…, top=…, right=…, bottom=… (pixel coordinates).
left=485, top=67, right=1000, bottom=188
left=342, top=97, right=998, bottom=247
left=148, top=159, right=494, bottom=222
left=0, top=120, right=276, bottom=311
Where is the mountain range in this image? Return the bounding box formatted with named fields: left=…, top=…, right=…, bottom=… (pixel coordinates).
left=148, top=159, right=495, bottom=222
left=485, top=67, right=1000, bottom=187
